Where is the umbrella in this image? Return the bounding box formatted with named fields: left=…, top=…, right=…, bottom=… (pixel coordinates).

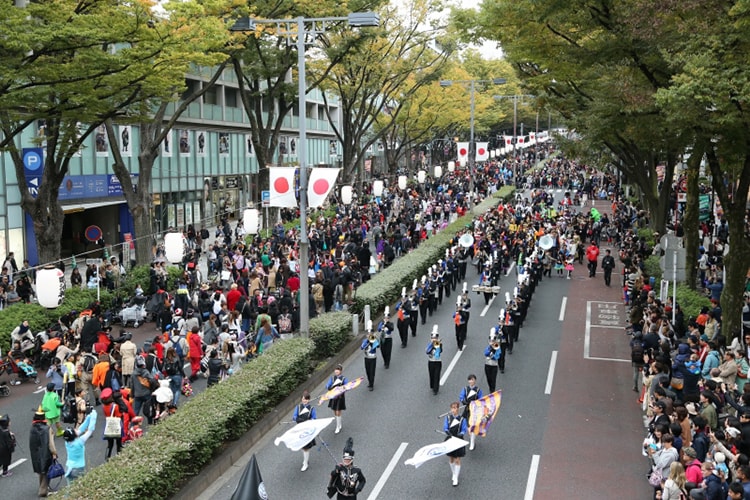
left=468, top=390, right=502, bottom=437
left=318, top=376, right=364, bottom=405
left=404, top=437, right=469, bottom=468
left=274, top=417, right=334, bottom=452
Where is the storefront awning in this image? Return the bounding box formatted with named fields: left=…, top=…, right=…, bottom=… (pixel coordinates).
left=62, top=200, right=127, bottom=214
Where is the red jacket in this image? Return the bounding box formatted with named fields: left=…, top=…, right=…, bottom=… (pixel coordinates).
left=586, top=245, right=600, bottom=262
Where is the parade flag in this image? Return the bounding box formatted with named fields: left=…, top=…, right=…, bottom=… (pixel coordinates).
left=504, top=136, right=513, bottom=147
left=404, top=437, right=469, bottom=468
left=318, top=376, right=365, bottom=405
left=231, top=454, right=268, bottom=500
left=307, top=167, right=340, bottom=208
left=274, top=417, right=334, bottom=452
left=529, top=132, right=536, bottom=145
left=468, top=390, right=502, bottom=436
left=269, top=167, right=297, bottom=207
left=475, top=142, right=489, bottom=161
left=456, top=142, right=469, bottom=163
left=517, top=136, right=526, bottom=148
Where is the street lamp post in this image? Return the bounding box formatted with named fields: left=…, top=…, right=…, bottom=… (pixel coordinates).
left=494, top=94, right=535, bottom=182
left=440, top=78, right=506, bottom=207
left=232, top=12, right=380, bottom=337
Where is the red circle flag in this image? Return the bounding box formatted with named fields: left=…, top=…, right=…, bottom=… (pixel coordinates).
left=478, top=147, right=486, bottom=155
left=274, top=177, right=290, bottom=193
left=459, top=147, right=468, bottom=156
left=313, top=179, right=330, bottom=195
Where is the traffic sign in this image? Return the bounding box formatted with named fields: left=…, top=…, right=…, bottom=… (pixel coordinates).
left=27, top=176, right=40, bottom=198
left=23, top=147, right=43, bottom=173
left=262, top=190, right=270, bottom=207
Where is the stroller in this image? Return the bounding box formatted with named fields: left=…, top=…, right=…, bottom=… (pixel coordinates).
left=2, top=354, right=40, bottom=385
left=119, top=295, right=149, bottom=328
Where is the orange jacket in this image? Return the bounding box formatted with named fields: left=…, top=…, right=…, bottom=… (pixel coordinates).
left=92, top=360, right=110, bottom=388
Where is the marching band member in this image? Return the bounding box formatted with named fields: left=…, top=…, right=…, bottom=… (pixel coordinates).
left=327, top=438, right=366, bottom=499
left=453, top=296, right=469, bottom=351
left=428, top=266, right=439, bottom=314
left=293, top=390, right=317, bottom=471
left=419, top=276, right=430, bottom=325
left=378, top=308, right=394, bottom=368
left=484, top=329, right=502, bottom=392
left=500, top=304, right=515, bottom=357
left=326, top=364, right=347, bottom=434
left=457, top=243, right=469, bottom=281
left=426, top=326, right=443, bottom=395
left=395, top=288, right=411, bottom=348
left=443, top=401, right=468, bottom=486
left=409, top=279, right=420, bottom=337
left=478, top=262, right=494, bottom=305
left=460, top=282, right=472, bottom=324
left=459, top=375, right=483, bottom=451
left=361, top=321, right=379, bottom=391
left=437, top=259, right=447, bottom=304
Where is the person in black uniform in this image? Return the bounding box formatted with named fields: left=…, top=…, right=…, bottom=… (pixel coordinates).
left=437, top=260, right=447, bottom=304
left=327, top=438, right=366, bottom=499
left=419, top=277, right=429, bottom=325
left=395, top=290, right=410, bottom=348
left=601, top=249, right=616, bottom=286
left=459, top=375, right=483, bottom=451
left=428, top=269, right=439, bottom=315
left=378, top=308, right=394, bottom=368
left=426, top=326, right=443, bottom=395
left=409, top=282, right=420, bottom=336
left=443, top=401, right=468, bottom=486
left=327, top=364, right=347, bottom=434
left=293, top=390, right=317, bottom=471
left=361, top=322, right=379, bottom=391
left=452, top=297, right=469, bottom=351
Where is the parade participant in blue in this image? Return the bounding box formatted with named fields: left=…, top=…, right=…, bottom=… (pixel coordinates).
left=395, top=288, right=411, bottom=348
left=326, top=364, right=347, bottom=434
left=452, top=296, right=469, bottom=351
left=419, top=276, right=430, bottom=325
left=293, top=390, right=317, bottom=471
left=485, top=329, right=502, bottom=390
left=497, top=310, right=511, bottom=372
left=459, top=282, right=472, bottom=324
left=428, top=267, right=439, bottom=315
left=361, top=321, right=379, bottom=391
left=378, top=307, right=394, bottom=368
left=459, top=375, right=483, bottom=451
left=426, top=326, right=443, bottom=395
left=327, top=438, right=366, bottom=499
left=446, top=249, right=457, bottom=292
left=443, top=401, right=468, bottom=486
left=457, top=242, right=470, bottom=281
left=478, top=259, right=494, bottom=305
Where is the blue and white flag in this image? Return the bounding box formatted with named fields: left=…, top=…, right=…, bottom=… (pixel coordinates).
left=274, top=417, right=334, bottom=452
left=404, top=437, right=469, bottom=468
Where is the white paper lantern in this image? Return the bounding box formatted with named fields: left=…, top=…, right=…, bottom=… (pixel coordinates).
left=373, top=180, right=384, bottom=197
left=434, top=166, right=443, bottom=178
left=495, top=149, right=501, bottom=156
left=243, top=208, right=260, bottom=234
left=164, top=232, right=185, bottom=263
left=417, top=170, right=426, bottom=183
left=398, top=175, right=407, bottom=190
left=341, top=185, right=353, bottom=205
left=37, top=266, right=65, bottom=308
left=490, top=151, right=495, bottom=158
left=447, top=161, right=455, bottom=173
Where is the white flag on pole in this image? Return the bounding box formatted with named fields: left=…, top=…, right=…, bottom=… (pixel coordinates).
left=269, top=167, right=297, bottom=207
left=274, top=417, right=334, bottom=452
left=456, top=142, right=469, bottom=163
left=404, top=437, right=469, bottom=468
left=307, top=168, right=341, bottom=208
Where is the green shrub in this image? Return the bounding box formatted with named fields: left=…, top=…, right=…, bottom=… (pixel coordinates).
left=643, top=255, right=662, bottom=283
left=123, top=264, right=151, bottom=296
left=63, top=338, right=315, bottom=500
left=676, top=283, right=711, bottom=321
left=638, top=228, right=657, bottom=248
left=309, top=311, right=355, bottom=358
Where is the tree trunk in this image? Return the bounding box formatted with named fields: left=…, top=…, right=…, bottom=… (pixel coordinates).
left=683, top=152, right=701, bottom=290
left=721, top=212, right=750, bottom=345
left=29, top=193, right=65, bottom=264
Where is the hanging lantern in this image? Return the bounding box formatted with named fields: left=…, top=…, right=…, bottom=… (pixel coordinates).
left=495, top=149, right=501, bottom=156
left=341, top=185, right=353, bottom=205
left=490, top=151, right=495, bottom=159
left=417, top=170, right=426, bottom=183
left=398, top=175, right=407, bottom=190
left=243, top=208, right=260, bottom=234
left=447, top=161, right=455, bottom=173
left=37, top=266, right=65, bottom=308
left=434, top=166, right=443, bottom=178
left=164, top=232, right=185, bottom=263
left=373, top=180, right=384, bottom=197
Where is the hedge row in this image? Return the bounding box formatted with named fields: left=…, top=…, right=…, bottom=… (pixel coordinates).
left=352, top=185, right=516, bottom=315
left=63, top=338, right=315, bottom=499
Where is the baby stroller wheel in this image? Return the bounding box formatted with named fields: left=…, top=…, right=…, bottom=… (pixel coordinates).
left=134, top=322, right=139, bottom=328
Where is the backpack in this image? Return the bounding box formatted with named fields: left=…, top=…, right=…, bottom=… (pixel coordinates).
left=631, top=341, right=645, bottom=364
left=82, top=354, right=96, bottom=373
left=171, top=337, right=184, bottom=359
left=278, top=314, right=292, bottom=334
left=61, top=395, right=76, bottom=424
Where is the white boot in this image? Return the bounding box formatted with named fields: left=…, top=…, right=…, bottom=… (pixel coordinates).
left=335, top=416, right=342, bottom=434
left=453, top=464, right=460, bottom=486
left=301, top=450, right=309, bottom=471
left=469, top=434, right=475, bottom=451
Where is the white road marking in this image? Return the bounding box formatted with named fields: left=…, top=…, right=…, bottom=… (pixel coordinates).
left=480, top=294, right=496, bottom=317
left=440, top=348, right=464, bottom=386
left=366, top=442, right=409, bottom=500
left=524, top=454, right=540, bottom=500
left=34, top=387, right=45, bottom=394
left=8, top=458, right=26, bottom=470
left=505, top=262, right=516, bottom=276
left=558, top=296, right=567, bottom=322
left=585, top=301, right=630, bottom=362
left=545, top=351, right=558, bottom=395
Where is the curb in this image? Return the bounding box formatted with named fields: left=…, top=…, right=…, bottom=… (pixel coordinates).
left=172, top=331, right=364, bottom=500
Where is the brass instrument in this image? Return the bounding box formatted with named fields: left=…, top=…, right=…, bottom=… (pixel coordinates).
left=368, top=332, right=377, bottom=342
left=492, top=341, right=500, bottom=349
left=432, top=339, right=442, bottom=348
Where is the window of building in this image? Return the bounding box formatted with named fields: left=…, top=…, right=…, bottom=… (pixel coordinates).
left=225, top=88, right=238, bottom=108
